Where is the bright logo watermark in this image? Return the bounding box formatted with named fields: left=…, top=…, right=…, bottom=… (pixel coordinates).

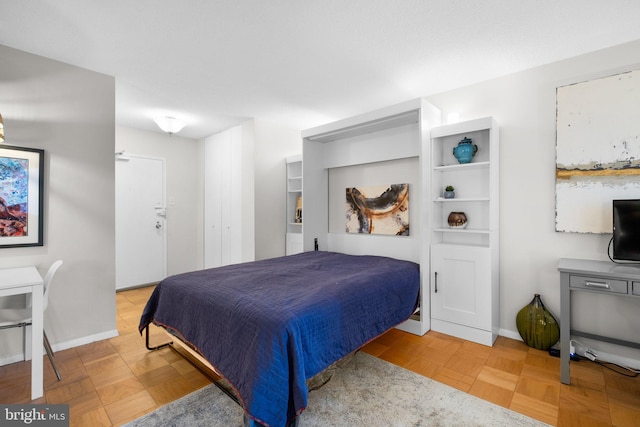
left=1, top=405, right=68, bottom=426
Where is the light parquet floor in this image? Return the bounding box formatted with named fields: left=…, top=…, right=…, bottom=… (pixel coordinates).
left=1, top=285, right=639, bottom=426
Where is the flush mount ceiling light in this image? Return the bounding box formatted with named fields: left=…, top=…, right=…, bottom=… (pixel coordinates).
left=153, top=116, right=185, bottom=135
left=0, top=113, right=4, bottom=142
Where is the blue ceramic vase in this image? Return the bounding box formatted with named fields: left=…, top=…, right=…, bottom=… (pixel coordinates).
left=452, top=137, right=478, bottom=164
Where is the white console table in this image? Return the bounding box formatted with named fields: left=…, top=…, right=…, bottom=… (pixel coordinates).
left=558, top=258, right=640, bottom=384
left=0, top=266, right=44, bottom=400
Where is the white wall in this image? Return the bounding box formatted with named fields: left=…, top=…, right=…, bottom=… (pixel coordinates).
left=115, top=126, right=203, bottom=274
left=0, top=45, right=117, bottom=362
left=253, top=119, right=301, bottom=260
left=427, top=39, right=640, bottom=363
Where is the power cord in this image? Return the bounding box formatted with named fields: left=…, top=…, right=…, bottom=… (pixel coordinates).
left=596, top=360, right=639, bottom=377
left=607, top=236, right=640, bottom=265
left=570, top=339, right=639, bottom=378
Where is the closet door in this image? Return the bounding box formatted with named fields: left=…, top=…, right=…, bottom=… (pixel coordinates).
left=204, top=125, right=248, bottom=268
left=204, top=132, right=229, bottom=268
left=225, top=126, right=243, bottom=265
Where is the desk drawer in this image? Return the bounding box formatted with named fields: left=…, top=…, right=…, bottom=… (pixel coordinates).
left=633, top=282, right=640, bottom=296
left=570, top=275, right=628, bottom=294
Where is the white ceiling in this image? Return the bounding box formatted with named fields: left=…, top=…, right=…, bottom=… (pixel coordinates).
left=2, top=1, right=640, bottom=139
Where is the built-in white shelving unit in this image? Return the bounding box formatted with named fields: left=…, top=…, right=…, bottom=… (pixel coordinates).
left=428, top=117, right=500, bottom=346
left=285, top=154, right=303, bottom=255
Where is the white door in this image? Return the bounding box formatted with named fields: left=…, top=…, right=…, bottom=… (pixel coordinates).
left=431, top=244, right=491, bottom=330
left=115, top=153, right=167, bottom=290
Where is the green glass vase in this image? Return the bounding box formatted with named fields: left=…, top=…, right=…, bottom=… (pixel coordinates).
left=516, top=294, right=559, bottom=350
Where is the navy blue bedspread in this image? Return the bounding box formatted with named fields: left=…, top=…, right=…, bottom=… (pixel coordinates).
left=139, top=251, right=420, bottom=427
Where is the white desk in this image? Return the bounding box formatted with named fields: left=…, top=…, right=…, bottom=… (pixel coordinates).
left=0, top=266, right=44, bottom=400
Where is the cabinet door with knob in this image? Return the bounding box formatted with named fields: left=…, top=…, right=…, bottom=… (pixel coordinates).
left=431, top=244, right=491, bottom=334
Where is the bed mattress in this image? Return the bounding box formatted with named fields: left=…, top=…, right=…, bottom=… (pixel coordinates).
left=139, top=251, right=420, bottom=427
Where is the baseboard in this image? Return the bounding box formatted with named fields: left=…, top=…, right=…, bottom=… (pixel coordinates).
left=498, top=328, right=522, bottom=342
left=51, top=329, right=119, bottom=352
left=0, top=353, right=27, bottom=366
left=0, top=329, right=119, bottom=367
left=500, top=328, right=640, bottom=369
left=396, top=318, right=429, bottom=336
left=431, top=319, right=497, bottom=347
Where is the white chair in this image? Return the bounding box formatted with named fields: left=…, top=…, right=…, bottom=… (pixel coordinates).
left=0, top=260, right=63, bottom=381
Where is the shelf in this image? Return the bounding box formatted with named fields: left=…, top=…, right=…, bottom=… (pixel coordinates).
left=433, top=227, right=490, bottom=234
left=434, top=161, right=490, bottom=171
left=434, top=197, right=489, bottom=202
left=432, top=241, right=491, bottom=249
left=286, top=155, right=303, bottom=254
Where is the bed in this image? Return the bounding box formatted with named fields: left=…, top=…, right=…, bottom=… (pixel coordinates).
left=139, top=250, right=420, bottom=427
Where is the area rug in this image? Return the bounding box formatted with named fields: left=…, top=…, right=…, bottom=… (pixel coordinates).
left=124, top=352, right=548, bottom=427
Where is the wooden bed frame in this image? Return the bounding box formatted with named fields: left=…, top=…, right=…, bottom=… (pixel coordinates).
left=144, top=323, right=346, bottom=426
left=145, top=324, right=239, bottom=399
left=145, top=324, right=279, bottom=426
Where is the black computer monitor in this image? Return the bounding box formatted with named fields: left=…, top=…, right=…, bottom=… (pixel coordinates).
left=612, top=199, right=640, bottom=262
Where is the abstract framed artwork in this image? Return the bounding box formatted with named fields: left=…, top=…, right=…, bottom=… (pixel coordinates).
left=346, top=183, right=409, bottom=235
left=555, top=69, right=640, bottom=233
left=0, top=145, right=44, bottom=247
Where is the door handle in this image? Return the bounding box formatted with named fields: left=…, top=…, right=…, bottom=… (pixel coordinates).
left=434, top=271, right=438, bottom=293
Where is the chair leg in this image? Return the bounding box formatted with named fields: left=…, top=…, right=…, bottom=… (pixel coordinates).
left=43, top=331, right=61, bottom=381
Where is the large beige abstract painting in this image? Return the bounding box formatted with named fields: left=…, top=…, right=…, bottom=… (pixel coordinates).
left=346, top=183, right=409, bottom=235
left=556, top=70, right=640, bottom=233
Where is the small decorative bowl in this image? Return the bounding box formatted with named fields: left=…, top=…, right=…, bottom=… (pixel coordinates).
left=447, top=212, right=467, bottom=228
